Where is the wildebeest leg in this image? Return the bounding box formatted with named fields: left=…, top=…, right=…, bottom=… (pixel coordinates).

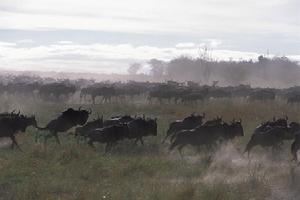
left=53, top=133, right=61, bottom=145
left=133, top=137, right=144, bottom=145
left=88, top=139, right=95, bottom=148
left=10, top=135, right=22, bottom=151
left=291, top=140, right=298, bottom=162
left=44, top=133, right=53, bottom=144
left=244, top=139, right=255, bottom=158
left=178, top=144, right=185, bottom=157
left=105, top=143, right=112, bottom=153
left=162, top=134, right=170, bottom=144
left=139, top=138, right=144, bottom=145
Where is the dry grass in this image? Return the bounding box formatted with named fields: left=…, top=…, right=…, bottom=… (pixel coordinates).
left=1, top=97, right=300, bottom=199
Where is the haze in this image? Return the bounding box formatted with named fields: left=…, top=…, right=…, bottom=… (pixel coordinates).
left=0, top=0, right=299, bottom=73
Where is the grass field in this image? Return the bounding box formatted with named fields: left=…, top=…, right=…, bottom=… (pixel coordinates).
left=1, top=96, right=300, bottom=200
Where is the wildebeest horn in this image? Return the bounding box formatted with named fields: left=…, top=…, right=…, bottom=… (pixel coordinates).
left=17, top=110, right=20, bottom=115
left=285, top=115, right=288, bottom=120
left=239, top=118, right=242, bottom=123
left=88, top=108, right=92, bottom=114
left=79, top=106, right=82, bottom=111
left=11, top=109, right=16, bottom=114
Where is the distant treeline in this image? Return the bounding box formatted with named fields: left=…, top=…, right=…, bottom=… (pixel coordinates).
left=133, top=56, right=300, bottom=87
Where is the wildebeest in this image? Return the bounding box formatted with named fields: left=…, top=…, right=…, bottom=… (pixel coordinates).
left=38, top=82, right=76, bottom=101
left=37, top=107, right=91, bottom=144
left=248, top=89, right=276, bottom=101
left=87, top=124, right=130, bottom=152
left=127, top=117, right=158, bottom=145
left=244, top=126, right=294, bottom=156
left=74, top=116, right=103, bottom=143
left=162, top=113, right=205, bottom=143
left=244, top=118, right=294, bottom=157
left=169, top=120, right=244, bottom=155
left=87, top=117, right=157, bottom=152
left=0, top=113, right=37, bottom=150
left=80, top=85, right=117, bottom=104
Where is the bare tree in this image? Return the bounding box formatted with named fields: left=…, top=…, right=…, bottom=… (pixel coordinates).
left=127, top=63, right=141, bottom=75
left=148, top=59, right=166, bottom=79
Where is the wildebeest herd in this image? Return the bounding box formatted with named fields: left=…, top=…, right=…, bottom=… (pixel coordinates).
left=1, top=108, right=300, bottom=162
left=2, top=75, right=300, bottom=104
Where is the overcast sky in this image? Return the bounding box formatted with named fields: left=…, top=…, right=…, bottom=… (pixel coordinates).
left=0, top=0, right=299, bottom=73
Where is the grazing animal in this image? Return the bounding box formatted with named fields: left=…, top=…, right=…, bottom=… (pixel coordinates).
left=87, top=117, right=157, bottom=152
left=0, top=113, right=37, bottom=150
left=244, top=126, right=293, bottom=156
left=127, top=117, right=158, bottom=145
left=163, top=113, right=205, bottom=143
left=169, top=120, right=243, bottom=155
left=74, top=116, right=103, bottom=143
left=37, top=107, right=91, bottom=144
left=87, top=124, right=130, bottom=152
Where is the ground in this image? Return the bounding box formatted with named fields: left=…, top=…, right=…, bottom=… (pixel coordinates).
left=1, top=96, right=300, bottom=200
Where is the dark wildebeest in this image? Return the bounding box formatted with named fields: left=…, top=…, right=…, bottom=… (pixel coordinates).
left=127, top=117, right=158, bottom=145
left=244, top=125, right=294, bottom=157
left=37, top=107, right=91, bottom=144
left=0, top=113, right=37, bottom=150
left=74, top=116, right=103, bottom=143
left=87, top=124, right=130, bottom=152
left=87, top=117, right=157, bottom=152
left=169, top=120, right=244, bottom=155
left=162, top=113, right=205, bottom=143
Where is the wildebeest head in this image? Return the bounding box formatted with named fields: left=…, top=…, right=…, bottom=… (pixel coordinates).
left=227, top=119, right=244, bottom=138
left=77, top=107, right=92, bottom=125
